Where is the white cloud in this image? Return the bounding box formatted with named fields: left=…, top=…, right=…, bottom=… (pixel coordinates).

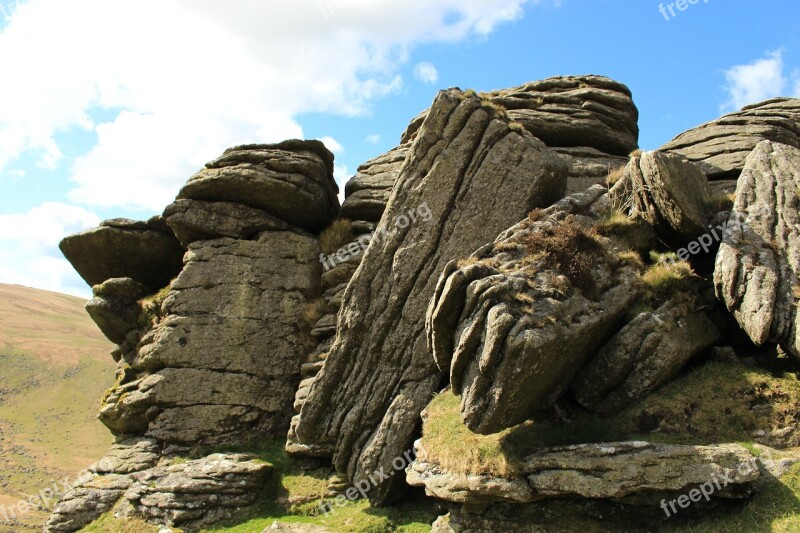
left=414, top=62, right=439, bottom=84
left=0, top=0, right=541, bottom=212
left=320, top=136, right=344, bottom=154
left=0, top=202, right=100, bottom=297
left=722, top=49, right=790, bottom=111
left=365, top=134, right=381, bottom=144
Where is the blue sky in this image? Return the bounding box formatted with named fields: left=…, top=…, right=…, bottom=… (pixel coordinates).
left=1, top=0, right=798, bottom=297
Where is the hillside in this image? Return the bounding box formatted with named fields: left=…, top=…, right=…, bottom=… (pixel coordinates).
left=0, top=284, right=114, bottom=532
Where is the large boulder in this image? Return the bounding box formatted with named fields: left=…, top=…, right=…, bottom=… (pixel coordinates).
left=59, top=217, right=184, bottom=291
left=486, top=75, right=639, bottom=156
left=661, top=97, right=800, bottom=179
left=714, top=140, right=800, bottom=359
left=177, top=140, right=339, bottom=233
left=99, top=231, right=320, bottom=443
left=612, top=150, right=712, bottom=243
left=124, top=454, right=270, bottom=529
left=292, top=88, right=568, bottom=504
left=572, top=290, right=721, bottom=415
left=427, top=186, right=640, bottom=434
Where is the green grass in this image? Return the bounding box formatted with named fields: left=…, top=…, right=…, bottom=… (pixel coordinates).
left=669, top=463, right=800, bottom=532
left=421, top=359, right=800, bottom=477
left=80, top=440, right=437, bottom=533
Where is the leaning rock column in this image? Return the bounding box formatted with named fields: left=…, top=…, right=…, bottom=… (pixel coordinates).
left=714, top=140, right=800, bottom=360
left=292, top=88, right=568, bottom=504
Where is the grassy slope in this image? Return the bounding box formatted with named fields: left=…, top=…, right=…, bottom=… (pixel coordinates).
left=0, top=284, right=115, bottom=531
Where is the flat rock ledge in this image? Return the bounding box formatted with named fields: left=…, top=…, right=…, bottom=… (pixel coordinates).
left=407, top=439, right=761, bottom=505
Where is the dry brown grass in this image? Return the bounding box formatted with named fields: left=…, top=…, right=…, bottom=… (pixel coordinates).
left=319, top=219, right=354, bottom=255
left=629, top=149, right=643, bottom=158
left=301, top=298, right=328, bottom=326
left=517, top=217, right=606, bottom=295
left=706, top=192, right=736, bottom=214
left=640, top=258, right=695, bottom=299
left=617, top=250, right=646, bottom=271
left=605, top=165, right=627, bottom=187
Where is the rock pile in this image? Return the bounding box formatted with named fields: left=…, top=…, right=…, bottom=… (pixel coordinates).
left=50, top=75, right=800, bottom=532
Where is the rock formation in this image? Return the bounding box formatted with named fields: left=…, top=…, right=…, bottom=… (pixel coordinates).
left=48, top=78, right=800, bottom=532
left=291, top=88, right=568, bottom=504
left=714, top=140, right=800, bottom=360
left=661, top=97, right=800, bottom=179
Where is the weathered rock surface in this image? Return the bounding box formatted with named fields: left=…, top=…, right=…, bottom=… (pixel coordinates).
left=408, top=438, right=760, bottom=504
left=552, top=146, right=628, bottom=194
left=486, top=75, right=639, bottom=156
left=661, top=97, right=800, bottom=179
left=292, top=88, right=568, bottom=504
left=340, top=143, right=411, bottom=222
left=714, top=140, right=800, bottom=359
left=178, top=140, right=339, bottom=233
left=59, top=217, right=184, bottom=291
left=124, top=454, right=270, bottom=530
left=100, top=231, right=319, bottom=443
left=427, top=186, right=641, bottom=434
left=613, top=150, right=712, bottom=243
left=572, top=291, right=721, bottom=414
left=44, top=438, right=162, bottom=533
left=85, top=278, right=149, bottom=345
left=163, top=199, right=292, bottom=247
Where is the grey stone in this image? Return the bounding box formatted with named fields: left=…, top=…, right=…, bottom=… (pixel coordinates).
left=714, top=140, right=800, bottom=359
left=292, top=88, right=568, bottom=504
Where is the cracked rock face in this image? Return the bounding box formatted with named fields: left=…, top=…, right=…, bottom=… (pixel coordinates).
left=291, top=88, right=568, bottom=504
left=427, top=186, right=641, bottom=434
left=178, top=140, right=339, bottom=233
left=99, top=231, right=319, bottom=444
left=714, top=140, right=800, bottom=359
left=661, top=97, right=800, bottom=179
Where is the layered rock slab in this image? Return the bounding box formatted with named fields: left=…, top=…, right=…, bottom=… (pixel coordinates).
left=100, top=231, right=319, bottom=443
left=408, top=438, right=759, bottom=504
left=427, top=186, right=641, bottom=434
left=177, top=140, right=339, bottom=233
left=714, top=140, right=800, bottom=359
left=661, top=97, right=800, bottom=179
left=292, top=88, right=568, bottom=504
left=59, top=217, right=184, bottom=291
left=486, top=75, right=639, bottom=156
left=340, top=143, right=411, bottom=222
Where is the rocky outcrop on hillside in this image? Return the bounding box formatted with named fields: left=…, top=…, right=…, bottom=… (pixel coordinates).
left=51, top=78, right=800, bottom=532
left=51, top=140, right=337, bottom=530
left=661, top=97, right=800, bottom=179
left=291, top=88, right=568, bottom=504
left=714, top=140, right=800, bottom=360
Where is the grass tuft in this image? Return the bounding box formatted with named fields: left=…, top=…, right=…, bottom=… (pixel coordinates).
left=301, top=298, right=328, bottom=326
left=137, top=285, right=171, bottom=329
left=319, top=219, right=354, bottom=255
left=605, top=165, right=627, bottom=187
left=640, top=255, right=695, bottom=299
left=517, top=217, right=606, bottom=296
